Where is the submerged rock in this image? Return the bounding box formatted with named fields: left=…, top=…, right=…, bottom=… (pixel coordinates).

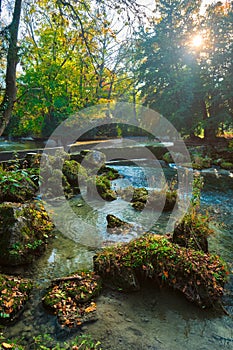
left=0, top=201, right=54, bottom=266
left=0, top=274, right=33, bottom=325
left=93, top=233, right=229, bottom=308
left=119, top=186, right=177, bottom=212
left=42, top=272, right=102, bottom=328
left=106, top=214, right=133, bottom=234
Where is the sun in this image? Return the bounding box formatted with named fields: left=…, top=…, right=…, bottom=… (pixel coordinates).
left=191, top=34, right=203, bottom=48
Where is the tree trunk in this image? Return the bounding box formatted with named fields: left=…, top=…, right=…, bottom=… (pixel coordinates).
left=202, top=99, right=216, bottom=140
left=0, top=0, right=22, bottom=136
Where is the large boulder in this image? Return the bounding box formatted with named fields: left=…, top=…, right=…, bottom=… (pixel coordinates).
left=94, top=233, right=228, bottom=307
left=0, top=202, right=54, bottom=266
left=80, top=150, right=106, bottom=174
left=0, top=168, right=37, bottom=203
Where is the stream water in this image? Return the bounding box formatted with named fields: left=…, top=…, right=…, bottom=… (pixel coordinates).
left=0, top=139, right=45, bottom=152
left=3, top=163, right=233, bottom=350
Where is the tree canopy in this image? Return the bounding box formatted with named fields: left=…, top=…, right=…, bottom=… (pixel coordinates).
left=0, top=0, right=232, bottom=139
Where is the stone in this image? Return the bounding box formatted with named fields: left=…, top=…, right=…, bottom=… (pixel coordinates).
left=81, top=150, right=106, bottom=172
left=106, top=214, right=133, bottom=234
left=0, top=274, right=33, bottom=325
left=0, top=201, right=54, bottom=266
left=93, top=233, right=228, bottom=308
left=42, top=272, right=102, bottom=328
left=62, top=160, right=88, bottom=188
left=86, top=175, right=117, bottom=201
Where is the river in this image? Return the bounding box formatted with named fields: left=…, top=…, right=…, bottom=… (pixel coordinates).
left=2, top=163, right=233, bottom=350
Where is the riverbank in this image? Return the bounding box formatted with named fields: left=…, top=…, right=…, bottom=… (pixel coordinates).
left=0, top=142, right=232, bottom=349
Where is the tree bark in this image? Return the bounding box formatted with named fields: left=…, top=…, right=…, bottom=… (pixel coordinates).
left=202, top=99, right=216, bottom=140
left=0, top=0, right=22, bottom=136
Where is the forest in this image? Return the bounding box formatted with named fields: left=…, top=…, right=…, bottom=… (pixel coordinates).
left=0, top=0, right=232, bottom=140
left=0, top=1, right=233, bottom=350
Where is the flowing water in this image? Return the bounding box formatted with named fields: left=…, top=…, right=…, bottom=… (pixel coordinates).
left=0, top=139, right=45, bottom=152
left=2, top=163, right=233, bottom=350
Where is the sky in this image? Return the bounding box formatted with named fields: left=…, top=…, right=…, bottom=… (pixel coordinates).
left=137, top=0, right=218, bottom=14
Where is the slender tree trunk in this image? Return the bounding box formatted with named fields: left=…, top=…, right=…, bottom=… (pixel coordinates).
left=0, top=0, right=22, bottom=136
left=202, top=100, right=216, bottom=140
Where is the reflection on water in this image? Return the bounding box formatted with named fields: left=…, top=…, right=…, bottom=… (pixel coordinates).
left=3, top=164, right=233, bottom=350
left=0, top=139, right=45, bottom=152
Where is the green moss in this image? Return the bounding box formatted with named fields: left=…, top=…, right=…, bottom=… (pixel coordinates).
left=98, top=166, right=121, bottom=180
left=0, top=334, right=101, bottom=349
left=86, top=175, right=117, bottom=201
left=192, top=155, right=212, bottom=169
left=62, top=160, right=88, bottom=187
left=163, top=152, right=173, bottom=163
left=220, top=161, right=233, bottom=170
left=0, top=202, right=54, bottom=266
left=94, top=234, right=229, bottom=307
left=173, top=208, right=212, bottom=252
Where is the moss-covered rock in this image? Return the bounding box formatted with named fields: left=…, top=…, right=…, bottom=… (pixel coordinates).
left=106, top=214, right=133, bottom=234
left=62, top=160, right=88, bottom=189
left=94, top=234, right=229, bottom=308
left=86, top=175, right=117, bottom=201
left=220, top=161, right=233, bottom=170
left=163, top=152, right=173, bottom=164
left=80, top=150, right=106, bottom=175
left=98, top=166, right=121, bottom=180
left=0, top=274, right=33, bottom=325
left=163, top=152, right=187, bottom=164
left=119, top=186, right=177, bottom=212
left=147, top=189, right=177, bottom=212
left=42, top=272, right=102, bottom=328
left=0, top=202, right=54, bottom=266
left=118, top=187, right=148, bottom=210
left=173, top=208, right=212, bottom=253
left=192, top=155, right=212, bottom=169
left=0, top=168, right=37, bottom=203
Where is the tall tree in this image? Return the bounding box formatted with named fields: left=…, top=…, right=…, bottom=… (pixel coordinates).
left=132, top=0, right=233, bottom=139
left=0, top=0, right=22, bottom=136
left=0, top=0, right=146, bottom=136
left=132, top=0, right=201, bottom=134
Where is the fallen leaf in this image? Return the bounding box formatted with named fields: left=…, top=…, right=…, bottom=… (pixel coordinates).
left=4, top=299, right=14, bottom=308
left=84, top=302, right=96, bottom=313
left=2, top=343, right=13, bottom=349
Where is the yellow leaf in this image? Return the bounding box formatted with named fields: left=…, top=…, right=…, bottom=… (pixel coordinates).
left=2, top=343, right=13, bottom=349
left=84, top=302, right=96, bottom=313
left=4, top=299, right=14, bottom=308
